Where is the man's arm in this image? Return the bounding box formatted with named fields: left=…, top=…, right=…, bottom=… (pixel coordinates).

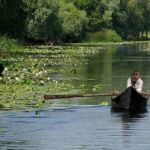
left=127, top=78, right=132, bottom=88
left=136, top=79, right=143, bottom=92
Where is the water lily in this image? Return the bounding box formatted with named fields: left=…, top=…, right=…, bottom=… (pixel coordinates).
left=36, top=71, right=43, bottom=77
left=39, top=80, right=44, bottom=85
left=47, top=77, right=51, bottom=81
left=4, top=67, right=8, bottom=71
left=0, top=44, right=101, bottom=109
left=7, top=77, right=11, bottom=80
left=15, top=77, right=20, bottom=81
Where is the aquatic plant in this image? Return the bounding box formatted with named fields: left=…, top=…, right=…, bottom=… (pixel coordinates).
left=0, top=36, right=23, bottom=51
left=0, top=45, right=101, bottom=109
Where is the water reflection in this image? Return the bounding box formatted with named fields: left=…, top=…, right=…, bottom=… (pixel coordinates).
left=0, top=140, right=27, bottom=149
left=111, top=109, right=148, bottom=144
left=84, top=42, right=150, bottom=93
left=121, top=112, right=147, bottom=129
left=111, top=108, right=148, bottom=128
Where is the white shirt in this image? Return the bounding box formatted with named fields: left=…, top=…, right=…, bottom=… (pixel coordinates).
left=127, top=78, right=143, bottom=92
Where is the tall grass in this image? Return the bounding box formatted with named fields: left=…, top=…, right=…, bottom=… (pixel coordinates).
left=0, top=36, right=23, bottom=51
left=83, top=29, right=123, bottom=42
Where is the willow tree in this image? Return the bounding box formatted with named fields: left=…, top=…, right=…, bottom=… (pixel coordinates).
left=71, top=0, right=119, bottom=31
left=25, top=0, right=61, bottom=42
left=113, top=0, right=144, bottom=39
left=139, top=0, right=150, bottom=39
left=127, top=0, right=144, bottom=39
left=58, top=0, right=88, bottom=42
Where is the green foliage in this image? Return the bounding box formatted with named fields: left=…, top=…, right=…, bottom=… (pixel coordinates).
left=84, top=29, right=122, bottom=42
left=72, top=0, right=103, bottom=31
left=127, top=0, right=144, bottom=38
left=0, top=45, right=101, bottom=109
left=113, top=0, right=150, bottom=40
left=72, top=0, right=119, bottom=31
left=112, top=10, right=129, bottom=39
left=105, top=29, right=123, bottom=42
left=58, top=0, right=88, bottom=42
left=0, top=0, right=26, bottom=38
left=139, top=0, right=150, bottom=37
left=25, top=0, right=61, bottom=41
left=0, top=36, right=22, bottom=50
left=0, top=0, right=150, bottom=42
left=100, top=0, right=120, bottom=28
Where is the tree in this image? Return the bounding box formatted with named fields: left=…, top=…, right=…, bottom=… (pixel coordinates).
left=139, top=0, right=150, bottom=38
left=58, top=0, right=88, bottom=42
left=101, top=0, right=120, bottom=28
left=72, top=0, right=104, bottom=31
left=127, top=0, right=144, bottom=39
left=25, top=0, right=61, bottom=41
left=0, top=0, right=26, bottom=38
left=72, top=0, right=119, bottom=31
left=112, top=0, right=130, bottom=39
left=113, top=0, right=144, bottom=39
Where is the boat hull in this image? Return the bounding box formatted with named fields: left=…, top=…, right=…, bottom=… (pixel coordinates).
left=111, top=87, right=148, bottom=113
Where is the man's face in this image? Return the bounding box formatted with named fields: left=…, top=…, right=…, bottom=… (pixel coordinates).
left=132, top=73, right=139, bottom=82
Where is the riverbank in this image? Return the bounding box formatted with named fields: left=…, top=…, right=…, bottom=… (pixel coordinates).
left=1, top=36, right=150, bottom=52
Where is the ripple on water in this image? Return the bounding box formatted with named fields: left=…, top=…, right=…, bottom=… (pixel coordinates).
left=0, top=105, right=150, bottom=150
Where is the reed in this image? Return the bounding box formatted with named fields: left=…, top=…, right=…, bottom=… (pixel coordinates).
left=0, top=36, right=22, bottom=51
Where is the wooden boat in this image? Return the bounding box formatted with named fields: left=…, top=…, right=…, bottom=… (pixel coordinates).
left=111, top=86, right=148, bottom=113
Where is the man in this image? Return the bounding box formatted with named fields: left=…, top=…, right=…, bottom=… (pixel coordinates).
left=127, top=70, right=143, bottom=92
left=0, top=63, right=4, bottom=76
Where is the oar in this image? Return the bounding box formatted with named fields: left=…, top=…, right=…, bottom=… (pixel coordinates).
left=44, top=92, right=119, bottom=100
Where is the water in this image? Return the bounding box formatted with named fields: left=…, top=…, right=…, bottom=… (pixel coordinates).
left=1, top=42, right=150, bottom=149
left=0, top=106, right=150, bottom=150
left=84, top=42, right=150, bottom=92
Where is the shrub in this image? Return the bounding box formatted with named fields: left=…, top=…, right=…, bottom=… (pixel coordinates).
left=0, top=36, right=22, bottom=51
left=84, top=29, right=123, bottom=42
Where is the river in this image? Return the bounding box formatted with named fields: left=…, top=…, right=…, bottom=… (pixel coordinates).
left=1, top=42, right=150, bottom=149
left=0, top=106, right=150, bottom=150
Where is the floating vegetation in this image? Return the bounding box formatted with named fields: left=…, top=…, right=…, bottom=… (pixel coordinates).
left=0, top=45, right=102, bottom=110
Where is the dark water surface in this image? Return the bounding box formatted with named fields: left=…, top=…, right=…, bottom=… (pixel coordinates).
left=0, top=106, right=150, bottom=150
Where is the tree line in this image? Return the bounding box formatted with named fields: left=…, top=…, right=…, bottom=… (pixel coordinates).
left=0, top=0, right=150, bottom=43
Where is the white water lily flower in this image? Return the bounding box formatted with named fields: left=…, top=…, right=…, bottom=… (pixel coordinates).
left=52, top=80, right=58, bottom=84
left=7, top=77, right=11, bottom=80
left=92, top=88, right=96, bottom=92
left=47, top=77, right=51, bottom=81
left=39, top=80, right=44, bottom=85
left=4, top=67, right=8, bottom=71
left=22, top=68, right=26, bottom=72
left=15, top=77, right=20, bottom=81
left=36, top=71, right=43, bottom=77
left=0, top=77, right=2, bottom=80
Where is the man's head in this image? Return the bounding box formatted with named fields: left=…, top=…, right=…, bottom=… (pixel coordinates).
left=131, top=70, right=140, bottom=82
